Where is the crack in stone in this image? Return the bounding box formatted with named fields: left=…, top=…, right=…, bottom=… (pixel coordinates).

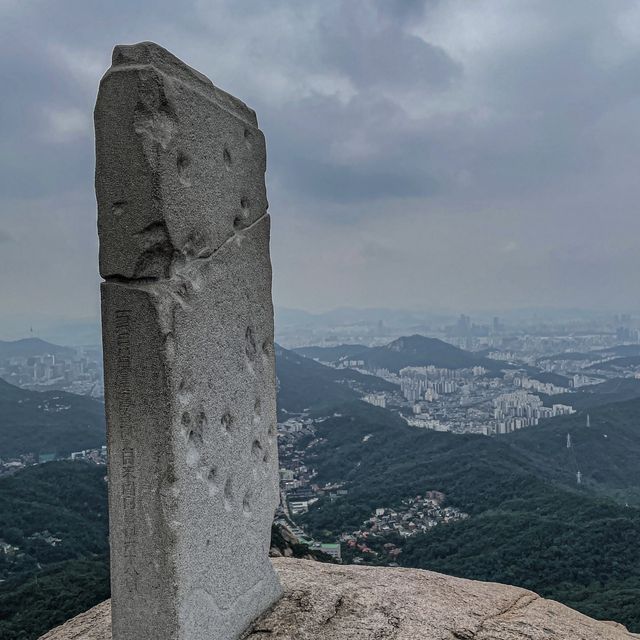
left=453, top=593, right=539, bottom=639
left=103, top=212, right=268, bottom=287
left=321, top=595, right=345, bottom=626
left=372, top=604, right=402, bottom=639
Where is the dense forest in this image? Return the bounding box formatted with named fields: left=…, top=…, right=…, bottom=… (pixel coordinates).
left=0, top=462, right=109, bottom=640
left=507, top=397, right=640, bottom=504
left=275, top=344, right=394, bottom=415
left=0, top=380, right=105, bottom=458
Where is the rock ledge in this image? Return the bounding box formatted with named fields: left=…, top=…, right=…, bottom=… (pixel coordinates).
left=40, top=558, right=638, bottom=640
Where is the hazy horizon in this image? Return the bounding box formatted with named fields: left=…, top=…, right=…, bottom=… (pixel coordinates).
left=3, top=1, right=640, bottom=318
left=0, top=303, right=634, bottom=345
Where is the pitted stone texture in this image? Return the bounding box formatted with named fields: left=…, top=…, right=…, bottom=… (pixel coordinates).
left=95, top=41, right=267, bottom=280
left=39, top=559, right=640, bottom=640
left=96, top=42, right=281, bottom=640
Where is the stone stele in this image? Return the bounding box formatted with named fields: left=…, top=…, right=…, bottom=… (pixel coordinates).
left=95, top=42, right=282, bottom=640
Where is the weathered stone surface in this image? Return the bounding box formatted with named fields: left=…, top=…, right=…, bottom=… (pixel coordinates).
left=96, top=42, right=281, bottom=640
left=95, top=42, right=267, bottom=280
left=40, top=601, right=111, bottom=640
left=40, top=559, right=640, bottom=640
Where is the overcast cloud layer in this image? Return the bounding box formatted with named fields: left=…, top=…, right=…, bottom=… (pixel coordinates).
left=1, top=0, right=640, bottom=324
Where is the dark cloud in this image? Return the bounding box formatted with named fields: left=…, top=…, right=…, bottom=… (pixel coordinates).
left=1, top=0, right=640, bottom=320
left=264, top=92, right=444, bottom=205
left=317, top=2, right=460, bottom=92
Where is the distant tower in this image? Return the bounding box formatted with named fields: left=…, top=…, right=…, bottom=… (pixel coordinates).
left=566, top=433, right=572, bottom=448
left=576, top=471, right=582, bottom=485
left=586, top=414, right=591, bottom=428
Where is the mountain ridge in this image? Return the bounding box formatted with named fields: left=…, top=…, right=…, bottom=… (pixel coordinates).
left=0, top=338, right=74, bottom=360
left=295, top=334, right=501, bottom=372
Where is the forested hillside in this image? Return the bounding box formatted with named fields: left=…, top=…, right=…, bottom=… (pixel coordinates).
left=298, top=398, right=640, bottom=630
left=507, top=397, right=640, bottom=504
left=0, top=379, right=105, bottom=458
left=295, top=334, right=501, bottom=372
left=275, top=344, right=395, bottom=415
left=543, top=377, right=640, bottom=409
left=0, top=461, right=329, bottom=640
left=0, top=462, right=109, bottom=640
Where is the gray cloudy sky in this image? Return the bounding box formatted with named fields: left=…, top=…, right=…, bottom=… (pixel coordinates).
left=1, top=0, right=640, bottom=323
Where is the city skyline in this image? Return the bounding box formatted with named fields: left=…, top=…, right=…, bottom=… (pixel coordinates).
left=0, top=304, right=639, bottom=345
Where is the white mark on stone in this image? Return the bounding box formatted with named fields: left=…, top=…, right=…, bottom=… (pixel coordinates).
left=207, top=467, right=219, bottom=494
left=112, top=201, right=127, bottom=217
left=164, top=333, right=176, bottom=361
left=178, top=378, right=193, bottom=405
left=186, top=439, right=200, bottom=468
left=184, top=411, right=204, bottom=468
left=133, top=104, right=176, bottom=150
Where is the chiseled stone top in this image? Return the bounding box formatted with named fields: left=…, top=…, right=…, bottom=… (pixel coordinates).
left=39, top=559, right=640, bottom=640
left=95, top=41, right=267, bottom=280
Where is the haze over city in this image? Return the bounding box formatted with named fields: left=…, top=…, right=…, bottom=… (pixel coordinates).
left=2, top=0, right=640, bottom=328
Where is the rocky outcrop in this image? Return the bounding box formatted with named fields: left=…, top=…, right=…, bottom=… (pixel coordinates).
left=40, top=558, right=639, bottom=640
